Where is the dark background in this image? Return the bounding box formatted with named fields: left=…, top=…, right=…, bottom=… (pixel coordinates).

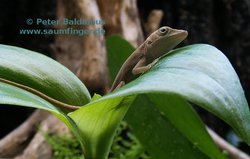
left=0, top=0, right=249, bottom=152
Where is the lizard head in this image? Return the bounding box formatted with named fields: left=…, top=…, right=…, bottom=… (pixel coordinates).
left=145, top=26, right=188, bottom=60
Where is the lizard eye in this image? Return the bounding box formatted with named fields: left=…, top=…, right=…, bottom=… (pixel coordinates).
left=158, top=27, right=168, bottom=35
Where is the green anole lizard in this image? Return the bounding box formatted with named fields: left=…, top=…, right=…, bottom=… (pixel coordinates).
left=0, top=26, right=187, bottom=110
left=110, top=26, right=188, bottom=91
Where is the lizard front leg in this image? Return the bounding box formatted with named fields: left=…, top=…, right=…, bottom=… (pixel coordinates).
left=132, top=57, right=159, bottom=75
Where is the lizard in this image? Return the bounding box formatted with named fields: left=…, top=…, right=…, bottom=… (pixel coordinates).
left=110, top=26, right=188, bottom=91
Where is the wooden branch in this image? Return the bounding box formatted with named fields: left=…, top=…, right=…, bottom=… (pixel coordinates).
left=15, top=132, right=52, bottom=159
left=76, top=0, right=108, bottom=93
left=207, top=127, right=250, bottom=159
left=97, top=0, right=144, bottom=47
left=144, top=9, right=164, bottom=36
left=0, top=110, right=49, bottom=158
left=53, top=0, right=108, bottom=93
left=15, top=114, right=71, bottom=159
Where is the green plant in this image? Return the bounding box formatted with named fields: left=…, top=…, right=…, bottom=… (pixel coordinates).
left=44, top=121, right=148, bottom=159
left=0, top=36, right=249, bottom=159
left=44, top=133, right=83, bottom=159
left=109, top=121, right=149, bottom=159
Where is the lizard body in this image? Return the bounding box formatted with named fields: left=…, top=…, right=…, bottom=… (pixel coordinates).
left=110, top=26, right=188, bottom=91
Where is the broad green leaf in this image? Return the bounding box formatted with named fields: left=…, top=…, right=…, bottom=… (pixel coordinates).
left=0, top=44, right=91, bottom=157
left=0, top=81, right=84, bottom=150
left=69, top=95, right=134, bottom=159
left=106, top=36, right=250, bottom=158
left=0, top=44, right=91, bottom=106
left=125, top=94, right=210, bottom=159
left=106, top=35, right=135, bottom=82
